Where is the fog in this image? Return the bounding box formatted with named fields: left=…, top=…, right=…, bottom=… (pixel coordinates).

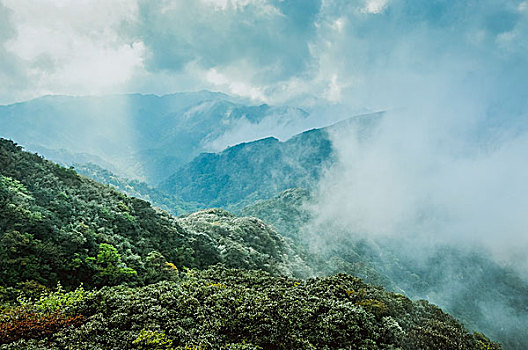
left=302, top=79, right=528, bottom=347
left=311, top=106, right=528, bottom=268
left=305, top=0, right=528, bottom=274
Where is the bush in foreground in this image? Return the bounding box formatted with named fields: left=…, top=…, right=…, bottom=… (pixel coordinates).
left=0, top=266, right=500, bottom=350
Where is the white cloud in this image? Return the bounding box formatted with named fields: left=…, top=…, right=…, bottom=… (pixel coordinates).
left=201, top=0, right=282, bottom=15
left=206, top=67, right=267, bottom=101
left=362, top=0, right=389, bottom=14
left=323, top=74, right=347, bottom=102
left=1, top=0, right=144, bottom=101
left=0, top=0, right=527, bottom=109
left=331, top=17, right=345, bottom=32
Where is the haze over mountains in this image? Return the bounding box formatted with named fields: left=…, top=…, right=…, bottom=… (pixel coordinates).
left=160, top=112, right=383, bottom=208
left=0, top=92, right=335, bottom=184
left=0, top=92, right=384, bottom=209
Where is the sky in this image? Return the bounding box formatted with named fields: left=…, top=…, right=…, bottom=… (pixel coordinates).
left=0, top=0, right=525, bottom=108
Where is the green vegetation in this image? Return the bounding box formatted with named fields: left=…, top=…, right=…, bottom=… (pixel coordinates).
left=0, top=266, right=500, bottom=349
left=85, top=243, right=138, bottom=287
left=0, top=139, right=304, bottom=290
left=0, top=139, right=505, bottom=348
left=73, top=163, right=197, bottom=216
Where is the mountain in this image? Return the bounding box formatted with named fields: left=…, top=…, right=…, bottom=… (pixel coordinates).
left=0, top=138, right=501, bottom=349
left=160, top=113, right=383, bottom=208
left=72, top=162, right=197, bottom=216
left=160, top=131, right=330, bottom=209
left=240, top=188, right=528, bottom=350
left=0, top=138, right=308, bottom=289
left=0, top=92, right=310, bottom=183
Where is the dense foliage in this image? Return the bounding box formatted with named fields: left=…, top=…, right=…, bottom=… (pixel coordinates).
left=0, top=139, right=306, bottom=290
left=73, top=162, right=197, bottom=216
left=0, top=266, right=500, bottom=350
left=160, top=130, right=333, bottom=209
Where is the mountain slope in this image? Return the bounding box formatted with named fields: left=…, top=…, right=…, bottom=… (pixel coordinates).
left=72, top=162, right=197, bottom=216
left=240, top=187, right=312, bottom=240
left=160, top=113, right=382, bottom=208
left=0, top=139, right=308, bottom=289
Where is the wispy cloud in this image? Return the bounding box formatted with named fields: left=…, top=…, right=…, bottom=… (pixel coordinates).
left=306, top=0, right=528, bottom=272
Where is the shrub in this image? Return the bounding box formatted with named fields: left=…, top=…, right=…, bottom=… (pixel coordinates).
left=0, top=311, right=84, bottom=344
left=17, top=282, right=92, bottom=315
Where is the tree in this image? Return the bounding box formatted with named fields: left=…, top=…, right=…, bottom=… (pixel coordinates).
left=144, top=250, right=179, bottom=284
left=86, top=243, right=137, bottom=286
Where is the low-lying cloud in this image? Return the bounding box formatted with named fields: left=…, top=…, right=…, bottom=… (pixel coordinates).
left=312, top=107, right=528, bottom=267
left=308, top=0, right=528, bottom=274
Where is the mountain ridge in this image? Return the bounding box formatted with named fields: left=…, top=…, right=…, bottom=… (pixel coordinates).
left=159, top=112, right=383, bottom=208
left=0, top=92, right=311, bottom=183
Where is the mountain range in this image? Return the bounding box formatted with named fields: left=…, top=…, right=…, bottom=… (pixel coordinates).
left=1, top=92, right=526, bottom=349
left=159, top=112, right=382, bottom=209
left=0, top=92, right=314, bottom=183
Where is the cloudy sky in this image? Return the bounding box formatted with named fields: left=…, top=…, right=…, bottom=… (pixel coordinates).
left=1, top=0, right=527, bottom=109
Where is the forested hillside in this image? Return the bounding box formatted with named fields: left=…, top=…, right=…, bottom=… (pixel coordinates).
left=241, top=188, right=312, bottom=240
left=0, top=139, right=501, bottom=349
left=73, top=162, right=197, bottom=216
left=0, top=139, right=306, bottom=290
